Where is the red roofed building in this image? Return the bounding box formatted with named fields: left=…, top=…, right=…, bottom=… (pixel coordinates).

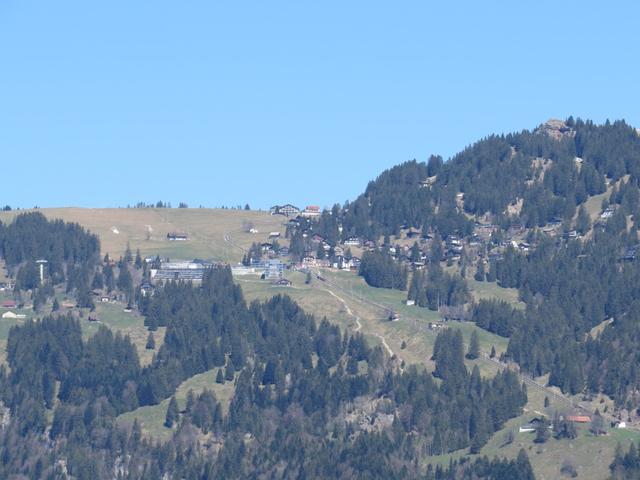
left=301, top=205, right=321, bottom=217
left=566, top=415, right=591, bottom=423
left=1, top=300, right=16, bottom=309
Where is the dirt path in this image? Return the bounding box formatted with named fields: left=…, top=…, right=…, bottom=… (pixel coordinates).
left=324, top=289, right=362, bottom=332
left=320, top=283, right=397, bottom=358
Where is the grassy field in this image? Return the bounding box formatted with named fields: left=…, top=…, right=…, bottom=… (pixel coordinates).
left=315, top=269, right=510, bottom=375
left=468, top=279, right=524, bottom=309
left=118, top=368, right=236, bottom=441
left=0, top=208, right=287, bottom=263
left=79, top=301, right=165, bottom=366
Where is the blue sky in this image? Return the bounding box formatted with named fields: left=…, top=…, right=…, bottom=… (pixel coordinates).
left=1, top=2, right=639, bottom=210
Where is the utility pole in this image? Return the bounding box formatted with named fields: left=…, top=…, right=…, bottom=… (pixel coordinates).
left=36, top=259, right=48, bottom=285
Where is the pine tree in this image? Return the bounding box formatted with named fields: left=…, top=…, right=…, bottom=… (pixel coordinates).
left=489, top=345, right=496, bottom=358
left=216, top=369, right=225, bottom=384
left=146, top=332, right=155, bottom=350
left=474, top=261, right=485, bottom=282
left=52, top=298, right=60, bottom=312
left=466, top=331, right=480, bottom=360
left=225, top=363, right=235, bottom=381
left=576, top=204, right=591, bottom=235
left=590, top=409, right=605, bottom=435
left=534, top=418, right=550, bottom=443
left=164, top=396, right=179, bottom=428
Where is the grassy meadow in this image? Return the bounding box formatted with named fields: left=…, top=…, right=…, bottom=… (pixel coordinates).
left=0, top=207, right=287, bottom=262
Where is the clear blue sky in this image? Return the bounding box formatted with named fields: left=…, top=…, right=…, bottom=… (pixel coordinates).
left=1, top=2, right=639, bottom=210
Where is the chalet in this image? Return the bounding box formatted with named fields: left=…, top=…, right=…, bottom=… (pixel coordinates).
left=301, top=205, right=321, bottom=217
left=273, top=278, right=292, bottom=287
left=601, top=207, right=615, bottom=219
left=101, top=296, right=110, bottom=303
left=140, top=282, right=155, bottom=297
left=2, top=311, right=26, bottom=319
left=331, top=256, right=350, bottom=270
left=302, top=257, right=331, bottom=268
left=518, top=242, right=531, bottom=252
left=333, top=245, right=344, bottom=257
left=344, top=236, right=361, bottom=246
left=622, top=245, right=640, bottom=262
left=519, top=417, right=547, bottom=433
left=270, top=204, right=300, bottom=217
left=363, top=240, right=376, bottom=250
left=260, top=243, right=274, bottom=252
left=249, top=228, right=259, bottom=234
left=167, top=232, right=189, bottom=241
left=447, top=237, right=462, bottom=247
left=406, top=229, right=421, bottom=239
left=269, top=232, right=281, bottom=239
left=566, top=415, right=591, bottom=423
left=350, top=257, right=361, bottom=270
left=311, top=234, right=325, bottom=244
left=405, top=299, right=415, bottom=306
left=1, top=300, right=16, bottom=309
left=277, top=246, right=290, bottom=257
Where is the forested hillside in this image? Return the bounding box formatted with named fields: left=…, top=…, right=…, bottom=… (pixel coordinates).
left=0, top=264, right=528, bottom=478
left=315, top=118, right=639, bottom=240
left=316, top=118, right=640, bottom=412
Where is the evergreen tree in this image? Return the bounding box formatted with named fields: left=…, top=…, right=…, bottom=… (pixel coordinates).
left=576, top=204, right=591, bottom=235
left=164, top=396, right=179, bottom=428
left=146, top=332, right=155, bottom=350
left=467, top=331, right=480, bottom=360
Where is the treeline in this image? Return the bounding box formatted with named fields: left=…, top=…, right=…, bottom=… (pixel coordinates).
left=0, top=212, right=100, bottom=286
left=306, top=118, right=640, bottom=243
left=359, top=250, right=408, bottom=289
left=426, top=449, right=535, bottom=480
left=610, top=442, right=640, bottom=479
left=408, top=263, right=468, bottom=310
left=471, top=299, right=523, bottom=338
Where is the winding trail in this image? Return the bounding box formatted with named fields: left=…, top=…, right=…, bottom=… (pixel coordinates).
left=324, top=289, right=362, bottom=332
left=321, top=282, right=396, bottom=357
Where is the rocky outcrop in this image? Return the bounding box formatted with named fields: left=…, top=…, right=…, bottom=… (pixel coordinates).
left=535, top=118, right=575, bottom=140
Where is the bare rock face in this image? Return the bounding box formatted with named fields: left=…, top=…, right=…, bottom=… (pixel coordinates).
left=535, top=118, right=574, bottom=140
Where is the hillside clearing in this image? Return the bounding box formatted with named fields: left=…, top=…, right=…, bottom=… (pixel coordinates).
left=117, top=368, right=236, bottom=441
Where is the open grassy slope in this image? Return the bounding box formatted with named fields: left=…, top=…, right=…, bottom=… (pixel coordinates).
left=117, top=368, right=236, bottom=441
left=0, top=208, right=286, bottom=262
